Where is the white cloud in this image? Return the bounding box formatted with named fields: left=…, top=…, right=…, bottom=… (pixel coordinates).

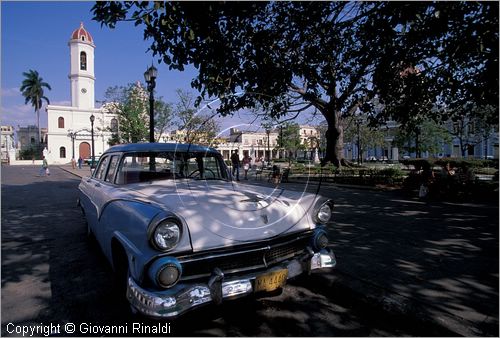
left=1, top=99, right=71, bottom=128
left=1, top=103, right=47, bottom=128
left=0, top=87, right=21, bottom=98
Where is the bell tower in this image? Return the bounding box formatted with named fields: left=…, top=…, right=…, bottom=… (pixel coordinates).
left=69, top=22, right=95, bottom=109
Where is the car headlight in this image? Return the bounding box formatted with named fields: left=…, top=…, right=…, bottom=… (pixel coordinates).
left=312, top=228, right=329, bottom=251
left=316, top=201, right=333, bottom=224
left=148, top=257, right=182, bottom=289
left=151, top=220, right=181, bottom=251
left=158, top=264, right=181, bottom=287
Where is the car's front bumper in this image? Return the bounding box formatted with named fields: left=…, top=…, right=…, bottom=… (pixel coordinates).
left=126, top=248, right=336, bottom=318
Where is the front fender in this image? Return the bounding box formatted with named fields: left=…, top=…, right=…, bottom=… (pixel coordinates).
left=98, top=199, right=192, bottom=283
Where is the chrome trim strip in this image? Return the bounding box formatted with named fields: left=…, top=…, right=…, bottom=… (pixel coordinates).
left=126, top=249, right=336, bottom=318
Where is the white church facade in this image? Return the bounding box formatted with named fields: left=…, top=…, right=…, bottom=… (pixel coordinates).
left=46, top=23, right=116, bottom=164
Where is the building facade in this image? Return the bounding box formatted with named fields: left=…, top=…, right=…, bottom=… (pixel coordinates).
left=212, top=126, right=322, bottom=163
left=45, top=23, right=116, bottom=164
left=1, top=125, right=16, bottom=163
left=215, top=128, right=280, bottom=162
left=344, top=119, right=499, bottom=162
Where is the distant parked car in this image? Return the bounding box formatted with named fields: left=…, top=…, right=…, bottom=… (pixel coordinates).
left=78, top=143, right=337, bottom=318
left=84, top=156, right=100, bottom=167
left=378, top=156, right=389, bottom=162
left=366, top=156, right=377, bottom=162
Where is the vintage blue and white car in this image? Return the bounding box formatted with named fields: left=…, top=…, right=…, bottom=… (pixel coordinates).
left=78, top=143, right=336, bottom=318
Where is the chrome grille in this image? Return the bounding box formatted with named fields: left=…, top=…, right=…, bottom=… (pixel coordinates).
left=179, top=233, right=311, bottom=280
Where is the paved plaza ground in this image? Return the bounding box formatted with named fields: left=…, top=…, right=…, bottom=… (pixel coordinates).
left=2, top=164, right=498, bottom=336
left=58, top=164, right=499, bottom=336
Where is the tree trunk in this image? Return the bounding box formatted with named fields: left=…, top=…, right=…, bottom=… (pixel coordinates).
left=484, top=136, right=488, bottom=159
left=321, top=110, right=344, bottom=168
left=36, top=109, right=41, bottom=146
left=459, top=137, right=466, bottom=158
left=415, top=127, right=421, bottom=158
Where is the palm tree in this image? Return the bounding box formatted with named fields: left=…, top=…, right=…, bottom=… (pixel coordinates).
left=20, top=69, right=51, bottom=146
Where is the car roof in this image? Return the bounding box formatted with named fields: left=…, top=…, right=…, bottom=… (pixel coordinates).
left=103, top=142, right=219, bottom=155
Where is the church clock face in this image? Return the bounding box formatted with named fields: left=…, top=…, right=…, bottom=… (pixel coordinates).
left=81, top=88, right=87, bottom=94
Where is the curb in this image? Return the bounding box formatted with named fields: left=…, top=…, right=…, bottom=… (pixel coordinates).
left=277, top=177, right=403, bottom=192
left=58, top=166, right=87, bottom=179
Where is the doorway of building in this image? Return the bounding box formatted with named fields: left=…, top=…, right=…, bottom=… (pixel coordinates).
left=79, top=142, right=91, bottom=159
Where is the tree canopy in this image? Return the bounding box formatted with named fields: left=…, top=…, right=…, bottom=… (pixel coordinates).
left=275, top=122, right=303, bottom=161
left=93, top=1, right=498, bottom=166
left=172, top=89, right=220, bottom=145
left=371, top=2, right=498, bottom=126
left=104, top=82, right=173, bottom=143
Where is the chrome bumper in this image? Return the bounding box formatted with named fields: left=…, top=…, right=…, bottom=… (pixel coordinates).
left=126, top=248, right=336, bottom=318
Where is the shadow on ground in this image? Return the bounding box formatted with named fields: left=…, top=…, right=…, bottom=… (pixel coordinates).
left=1, top=167, right=498, bottom=336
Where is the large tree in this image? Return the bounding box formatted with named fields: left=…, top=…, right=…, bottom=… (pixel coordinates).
left=343, top=115, right=386, bottom=162
left=275, top=122, right=302, bottom=162
left=104, top=83, right=149, bottom=143
left=173, top=89, right=220, bottom=146
left=93, top=2, right=498, bottom=166
left=20, top=69, right=51, bottom=146
left=104, top=82, right=173, bottom=143
left=393, top=119, right=452, bottom=158
left=446, top=105, right=497, bottom=158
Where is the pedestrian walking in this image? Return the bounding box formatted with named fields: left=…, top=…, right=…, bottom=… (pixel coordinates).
left=418, top=162, right=434, bottom=199
left=242, top=154, right=252, bottom=180
left=38, top=156, right=49, bottom=176
left=231, top=150, right=240, bottom=181
left=78, top=156, right=83, bottom=169
left=71, top=157, right=76, bottom=169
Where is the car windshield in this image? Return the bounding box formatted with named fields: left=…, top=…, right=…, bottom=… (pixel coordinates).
left=115, top=151, right=229, bottom=185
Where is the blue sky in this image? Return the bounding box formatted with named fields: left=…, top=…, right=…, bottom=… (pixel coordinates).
left=1, top=1, right=322, bottom=134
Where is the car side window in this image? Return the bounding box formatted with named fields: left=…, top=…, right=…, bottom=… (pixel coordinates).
left=94, top=156, right=110, bottom=181
left=105, top=155, right=120, bottom=183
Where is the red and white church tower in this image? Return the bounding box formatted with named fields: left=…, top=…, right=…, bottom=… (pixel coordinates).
left=69, top=22, right=95, bottom=109
left=46, top=23, right=116, bottom=164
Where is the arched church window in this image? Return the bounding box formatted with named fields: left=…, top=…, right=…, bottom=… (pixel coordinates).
left=80, top=51, right=87, bottom=70
left=60, top=147, right=66, bottom=158
left=110, top=118, right=118, bottom=132
left=81, top=36, right=85, bottom=41
left=58, top=117, right=65, bottom=129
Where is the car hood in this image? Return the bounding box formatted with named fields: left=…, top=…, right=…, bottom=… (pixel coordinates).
left=131, top=180, right=316, bottom=251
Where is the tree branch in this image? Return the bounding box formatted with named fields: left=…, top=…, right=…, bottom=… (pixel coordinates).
left=289, top=83, right=329, bottom=111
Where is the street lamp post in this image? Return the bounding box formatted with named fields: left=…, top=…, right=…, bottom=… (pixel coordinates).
left=90, top=114, right=95, bottom=169
left=68, top=130, right=76, bottom=159
left=279, top=125, right=283, bottom=159
left=266, top=129, right=271, bottom=165
left=144, top=64, right=158, bottom=143
left=356, top=117, right=362, bottom=164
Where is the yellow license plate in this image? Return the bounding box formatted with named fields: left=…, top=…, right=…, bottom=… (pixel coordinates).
left=254, top=269, right=288, bottom=293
